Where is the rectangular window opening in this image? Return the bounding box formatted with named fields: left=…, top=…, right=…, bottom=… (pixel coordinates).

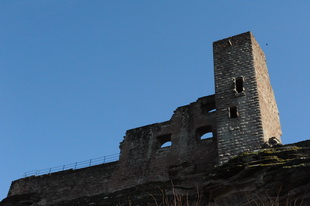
left=235, top=77, right=244, bottom=93
left=229, top=106, right=239, bottom=118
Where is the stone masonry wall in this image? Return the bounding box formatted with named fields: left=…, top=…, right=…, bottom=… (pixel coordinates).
left=8, top=162, right=118, bottom=206
left=251, top=37, right=282, bottom=142
left=111, top=95, right=218, bottom=191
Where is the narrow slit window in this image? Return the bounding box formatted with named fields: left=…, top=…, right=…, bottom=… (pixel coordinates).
left=229, top=106, right=239, bottom=118
left=235, top=77, right=244, bottom=93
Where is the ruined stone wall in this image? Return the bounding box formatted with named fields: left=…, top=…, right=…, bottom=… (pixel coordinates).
left=111, top=95, right=218, bottom=190
left=213, top=32, right=281, bottom=163
left=6, top=95, right=218, bottom=206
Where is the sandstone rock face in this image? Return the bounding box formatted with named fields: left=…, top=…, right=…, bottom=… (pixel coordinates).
left=202, top=141, right=310, bottom=206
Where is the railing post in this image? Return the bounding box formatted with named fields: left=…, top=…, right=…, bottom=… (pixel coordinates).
left=63, top=165, right=65, bottom=171
left=74, top=162, right=77, bottom=170
left=89, top=159, right=92, bottom=166
left=104, top=156, right=106, bottom=163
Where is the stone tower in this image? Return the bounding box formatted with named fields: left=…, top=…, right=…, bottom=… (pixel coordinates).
left=214, top=32, right=282, bottom=163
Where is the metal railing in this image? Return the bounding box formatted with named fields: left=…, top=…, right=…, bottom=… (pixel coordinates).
left=24, top=153, right=120, bottom=177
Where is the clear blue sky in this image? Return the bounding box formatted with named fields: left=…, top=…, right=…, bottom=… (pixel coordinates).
left=1, top=1, right=309, bottom=200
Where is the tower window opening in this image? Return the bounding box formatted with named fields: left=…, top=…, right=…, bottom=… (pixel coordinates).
left=235, top=77, right=244, bottom=93
left=229, top=106, right=239, bottom=118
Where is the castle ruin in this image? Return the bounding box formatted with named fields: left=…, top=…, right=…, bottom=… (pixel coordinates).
left=2, top=32, right=282, bottom=206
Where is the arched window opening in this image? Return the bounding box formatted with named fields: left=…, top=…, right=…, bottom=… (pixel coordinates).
left=157, top=134, right=172, bottom=148
left=200, top=132, right=213, bottom=140
left=161, top=141, right=172, bottom=148
left=196, top=126, right=213, bottom=141
left=201, top=102, right=216, bottom=113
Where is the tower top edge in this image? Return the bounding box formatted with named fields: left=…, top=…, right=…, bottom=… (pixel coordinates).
left=212, top=31, right=255, bottom=46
